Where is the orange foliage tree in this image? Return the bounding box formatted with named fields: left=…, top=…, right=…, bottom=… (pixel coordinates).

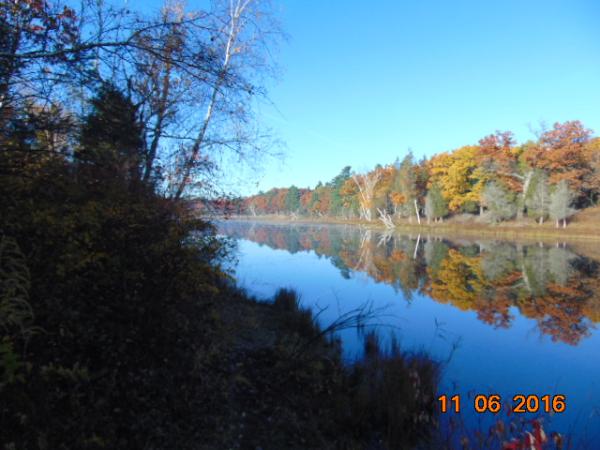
left=525, top=121, right=592, bottom=199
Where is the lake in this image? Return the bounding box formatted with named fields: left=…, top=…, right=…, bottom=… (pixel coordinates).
left=218, top=220, right=600, bottom=445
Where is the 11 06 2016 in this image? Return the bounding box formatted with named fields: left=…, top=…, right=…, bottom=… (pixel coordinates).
left=437, top=394, right=566, bottom=414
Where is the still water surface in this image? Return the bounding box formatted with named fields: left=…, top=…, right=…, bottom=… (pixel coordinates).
left=218, top=220, right=600, bottom=443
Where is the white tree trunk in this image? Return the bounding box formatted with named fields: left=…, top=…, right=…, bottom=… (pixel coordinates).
left=377, top=208, right=395, bottom=229
left=175, top=0, right=253, bottom=198
left=413, top=234, right=421, bottom=259
left=352, top=171, right=381, bottom=222
left=414, top=199, right=421, bottom=225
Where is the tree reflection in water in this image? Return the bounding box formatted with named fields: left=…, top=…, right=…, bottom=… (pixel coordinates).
left=219, top=221, right=600, bottom=346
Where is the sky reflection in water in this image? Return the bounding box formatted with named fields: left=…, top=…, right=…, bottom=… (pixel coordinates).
left=218, top=221, right=600, bottom=443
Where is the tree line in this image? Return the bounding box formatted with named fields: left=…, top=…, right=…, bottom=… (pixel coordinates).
left=243, top=122, right=600, bottom=227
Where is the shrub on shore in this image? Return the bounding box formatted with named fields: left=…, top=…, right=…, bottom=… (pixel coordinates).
left=1, top=88, right=441, bottom=449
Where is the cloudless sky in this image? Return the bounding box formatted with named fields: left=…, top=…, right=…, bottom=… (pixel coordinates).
left=128, top=0, right=600, bottom=195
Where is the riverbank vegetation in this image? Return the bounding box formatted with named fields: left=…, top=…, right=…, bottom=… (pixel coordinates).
left=1, top=1, right=444, bottom=448
left=242, top=124, right=600, bottom=231
left=229, top=205, right=600, bottom=242
left=0, top=1, right=581, bottom=448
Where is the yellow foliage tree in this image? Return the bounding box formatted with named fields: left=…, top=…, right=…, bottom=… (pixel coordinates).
left=428, top=146, right=484, bottom=212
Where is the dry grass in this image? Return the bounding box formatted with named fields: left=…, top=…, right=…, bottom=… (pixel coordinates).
left=230, top=207, right=600, bottom=244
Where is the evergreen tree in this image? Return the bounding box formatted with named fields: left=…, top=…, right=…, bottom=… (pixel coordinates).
left=549, top=180, right=576, bottom=228
left=285, top=185, right=300, bottom=213
left=392, top=153, right=418, bottom=219
left=328, top=166, right=352, bottom=216
left=309, top=188, right=320, bottom=215
left=78, top=83, right=144, bottom=182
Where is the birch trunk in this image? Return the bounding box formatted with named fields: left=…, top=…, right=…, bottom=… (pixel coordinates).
left=414, top=199, right=421, bottom=225
left=174, top=0, right=253, bottom=198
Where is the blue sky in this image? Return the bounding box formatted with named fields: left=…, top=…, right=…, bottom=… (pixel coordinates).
left=127, top=0, right=600, bottom=195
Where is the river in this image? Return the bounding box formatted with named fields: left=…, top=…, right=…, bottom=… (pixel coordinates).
left=218, top=220, right=600, bottom=446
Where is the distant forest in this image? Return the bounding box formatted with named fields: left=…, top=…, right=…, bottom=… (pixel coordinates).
left=242, top=122, right=600, bottom=227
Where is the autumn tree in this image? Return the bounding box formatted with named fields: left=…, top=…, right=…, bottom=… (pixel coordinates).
left=241, top=120, right=599, bottom=224
left=583, top=137, right=600, bottom=204
left=477, top=131, right=522, bottom=190
left=272, top=188, right=288, bottom=213
left=352, top=169, right=382, bottom=221
left=327, top=166, right=352, bottom=216
left=428, top=146, right=481, bottom=213
left=253, top=193, right=270, bottom=214
left=370, top=165, right=396, bottom=227
left=307, top=182, right=332, bottom=216
left=525, top=121, right=592, bottom=203
left=300, top=189, right=314, bottom=215
left=478, top=130, right=534, bottom=218
left=339, top=178, right=360, bottom=218
left=0, top=0, right=79, bottom=109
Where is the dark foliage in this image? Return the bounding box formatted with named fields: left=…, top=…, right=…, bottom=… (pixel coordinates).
left=1, top=87, right=442, bottom=449
left=1, top=92, right=229, bottom=448
left=78, top=83, right=145, bottom=182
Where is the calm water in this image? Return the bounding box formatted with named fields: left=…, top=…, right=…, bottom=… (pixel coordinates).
left=218, top=220, right=600, bottom=444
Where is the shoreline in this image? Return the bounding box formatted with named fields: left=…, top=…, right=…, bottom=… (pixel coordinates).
left=220, top=214, right=600, bottom=244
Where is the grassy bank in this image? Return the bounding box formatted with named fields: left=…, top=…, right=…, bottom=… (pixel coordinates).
left=228, top=209, right=600, bottom=244
left=1, top=163, right=575, bottom=449
left=1, top=121, right=575, bottom=450
left=0, top=151, right=441, bottom=449
left=209, top=288, right=440, bottom=449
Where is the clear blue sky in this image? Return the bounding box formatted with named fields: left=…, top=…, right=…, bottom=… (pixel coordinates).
left=129, top=0, right=600, bottom=195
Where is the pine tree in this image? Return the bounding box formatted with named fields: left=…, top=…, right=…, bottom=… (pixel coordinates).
left=284, top=185, right=300, bottom=213
left=328, top=166, right=352, bottom=216
left=78, top=83, right=144, bottom=182
left=392, top=153, right=418, bottom=220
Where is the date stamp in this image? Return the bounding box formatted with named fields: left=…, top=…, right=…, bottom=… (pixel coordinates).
left=438, top=394, right=566, bottom=414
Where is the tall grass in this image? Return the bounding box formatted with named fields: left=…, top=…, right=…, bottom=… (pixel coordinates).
left=270, top=289, right=441, bottom=449
left=0, top=236, right=36, bottom=388
left=345, top=332, right=440, bottom=449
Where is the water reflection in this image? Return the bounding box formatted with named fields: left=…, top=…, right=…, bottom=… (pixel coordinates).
left=219, top=221, right=600, bottom=346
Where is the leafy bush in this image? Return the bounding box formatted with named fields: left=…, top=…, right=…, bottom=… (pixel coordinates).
left=0, top=92, right=442, bottom=449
